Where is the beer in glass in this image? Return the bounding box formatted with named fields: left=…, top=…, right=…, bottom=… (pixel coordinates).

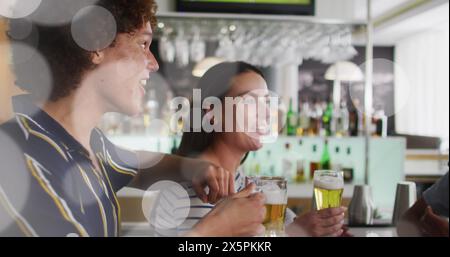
left=255, top=177, right=288, bottom=237
left=313, top=170, right=344, bottom=210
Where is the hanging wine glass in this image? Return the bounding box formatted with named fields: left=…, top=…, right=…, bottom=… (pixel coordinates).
left=175, top=26, right=190, bottom=68
left=158, top=27, right=175, bottom=63
left=190, top=26, right=206, bottom=63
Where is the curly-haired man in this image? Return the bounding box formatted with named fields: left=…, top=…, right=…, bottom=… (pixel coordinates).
left=0, top=0, right=265, bottom=237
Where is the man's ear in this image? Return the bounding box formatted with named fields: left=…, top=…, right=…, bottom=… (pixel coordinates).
left=91, top=50, right=105, bottom=65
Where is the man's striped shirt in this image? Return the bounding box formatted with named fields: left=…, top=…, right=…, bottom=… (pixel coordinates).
left=0, top=95, right=139, bottom=237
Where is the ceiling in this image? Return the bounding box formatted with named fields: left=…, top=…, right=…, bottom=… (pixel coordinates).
left=352, top=0, right=413, bottom=20
left=353, top=0, right=449, bottom=46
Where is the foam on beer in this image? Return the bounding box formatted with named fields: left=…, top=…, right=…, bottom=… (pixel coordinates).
left=314, top=176, right=344, bottom=190
left=261, top=184, right=287, bottom=205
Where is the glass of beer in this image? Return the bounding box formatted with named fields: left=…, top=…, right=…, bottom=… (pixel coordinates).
left=255, top=177, right=288, bottom=237
left=313, top=170, right=344, bottom=210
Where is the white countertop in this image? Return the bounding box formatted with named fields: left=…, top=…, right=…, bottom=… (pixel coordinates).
left=348, top=227, right=397, bottom=237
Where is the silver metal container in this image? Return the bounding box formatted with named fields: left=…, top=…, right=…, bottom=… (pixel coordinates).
left=392, top=182, right=417, bottom=225
left=348, top=185, right=375, bottom=225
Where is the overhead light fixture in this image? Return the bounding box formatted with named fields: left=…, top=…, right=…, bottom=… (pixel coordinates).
left=192, top=57, right=225, bottom=78
left=325, top=61, right=364, bottom=81
left=325, top=61, right=364, bottom=106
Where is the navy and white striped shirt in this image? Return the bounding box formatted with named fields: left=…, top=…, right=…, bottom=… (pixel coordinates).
left=0, top=95, right=139, bottom=237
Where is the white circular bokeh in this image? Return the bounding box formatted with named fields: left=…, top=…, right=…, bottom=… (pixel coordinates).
left=0, top=129, right=31, bottom=235
left=4, top=39, right=40, bottom=66
left=7, top=18, right=34, bottom=40
left=349, top=58, right=412, bottom=118
left=0, top=0, right=41, bottom=19
left=10, top=43, right=53, bottom=106
left=141, top=181, right=190, bottom=230
left=29, top=0, right=100, bottom=26
left=71, top=5, right=117, bottom=51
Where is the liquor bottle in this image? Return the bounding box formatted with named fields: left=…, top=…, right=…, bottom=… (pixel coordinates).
left=372, top=107, right=388, bottom=137
left=295, top=139, right=306, bottom=183
left=282, top=143, right=296, bottom=183
left=319, top=139, right=331, bottom=170
left=333, top=101, right=350, bottom=137
left=297, top=102, right=310, bottom=137
left=342, top=147, right=354, bottom=183
left=309, top=144, right=320, bottom=180
left=349, top=105, right=359, bottom=137
left=286, top=98, right=297, bottom=136
left=322, top=102, right=333, bottom=137
left=309, top=100, right=322, bottom=136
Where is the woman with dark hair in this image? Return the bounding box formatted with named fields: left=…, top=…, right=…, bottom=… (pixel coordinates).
left=0, top=1, right=266, bottom=237
left=174, top=62, right=347, bottom=237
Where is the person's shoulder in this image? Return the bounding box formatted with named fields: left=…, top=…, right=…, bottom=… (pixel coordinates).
left=0, top=114, right=69, bottom=166
left=0, top=117, right=34, bottom=177
left=0, top=116, right=28, bottom=149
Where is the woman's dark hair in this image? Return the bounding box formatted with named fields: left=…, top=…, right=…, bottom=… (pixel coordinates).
left=176, top=61, right=264, bottom=164
left=7, top=0, right=157, bottom=101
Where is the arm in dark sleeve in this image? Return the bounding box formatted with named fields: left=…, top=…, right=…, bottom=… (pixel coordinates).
left=0, top=131, right=89, bottom=237
left=423, top=172, right=449, bottom=217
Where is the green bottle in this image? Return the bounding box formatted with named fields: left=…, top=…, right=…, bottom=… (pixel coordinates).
left=322, top=102, right=333, bottom=137
left=286, top=98, right=297, bottom=136
left=320, top=140, right=331, bottom=170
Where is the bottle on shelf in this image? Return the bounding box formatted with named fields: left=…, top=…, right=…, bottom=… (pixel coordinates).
left=348, top=105, right=359, bottom=137
left=372, top=105, right=388, bottom=138
left=297, top=102, right=310, bottom=137
left=286, top=98, right=298, bottom=136
left=342, top=147, right=354, bottom=183
left=296, top=158, right=306, bottom=183
left=333, top=101, right=350, bottom=137
left=309, top=144, right=320, bottom=180
left=319, top=139, right=331, bottom=170
left=349, top=99, right=365, bottom=137
left=321, top=101, right=333, bottom=137
left=308, top=100, right=322, bottom=137
left=295, top=139, right=306, bottom=183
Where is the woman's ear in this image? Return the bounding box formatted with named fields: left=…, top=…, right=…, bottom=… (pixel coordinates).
left=91, top=50, right=105, bottom=65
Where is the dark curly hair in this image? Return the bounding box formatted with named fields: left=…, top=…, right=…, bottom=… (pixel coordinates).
left=7, top=0, right=157, bottom=101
